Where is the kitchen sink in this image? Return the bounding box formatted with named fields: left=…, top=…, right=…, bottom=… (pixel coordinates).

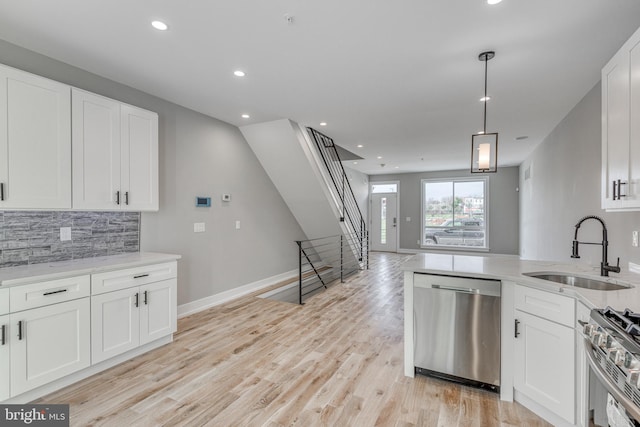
left=523, top=272, right=630, bottom=291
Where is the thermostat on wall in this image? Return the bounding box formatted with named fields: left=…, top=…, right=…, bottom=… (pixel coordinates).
left=222, top=194, right=231, bottom=202
left=195, top=197, right=211, bottom=207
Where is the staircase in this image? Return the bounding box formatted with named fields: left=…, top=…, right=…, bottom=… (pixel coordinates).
left=240, top=119, right=368, bottom=302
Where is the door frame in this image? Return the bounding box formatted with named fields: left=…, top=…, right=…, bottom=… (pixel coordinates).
left=369, top=181, right=400, bottom=252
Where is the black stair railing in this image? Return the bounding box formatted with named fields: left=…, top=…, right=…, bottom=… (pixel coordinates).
left=307, top=127, right=369, bottom=267
left=295, top=234, right=368, bottom=304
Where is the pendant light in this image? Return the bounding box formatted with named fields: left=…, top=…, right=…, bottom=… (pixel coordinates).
left=471, top=51, right=498, bottom=173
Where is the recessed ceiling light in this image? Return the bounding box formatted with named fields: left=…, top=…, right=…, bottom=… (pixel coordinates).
left=377, top=156, right=383, bottom=159
left=353, top=161, right=358, bottom=165
left=233, top=70, right=246, bottom=77
left=151, top=20, right=168, bottom=31
left=357, top=144, right=363, bottom=148
left=487, top=0, right=502, bottom=4
left=320, top=122, right=327, bottom=126
left=241, top=114, right=250, bottom=119
left=394, top=166, right=399, bottom=169
left=480, top=96, right=491, bottom=102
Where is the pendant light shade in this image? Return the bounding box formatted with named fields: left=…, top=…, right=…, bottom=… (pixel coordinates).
left=471, top=51, right=498, bottom=173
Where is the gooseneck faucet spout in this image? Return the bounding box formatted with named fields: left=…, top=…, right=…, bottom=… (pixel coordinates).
left=571, top=215, right=620, bottom=277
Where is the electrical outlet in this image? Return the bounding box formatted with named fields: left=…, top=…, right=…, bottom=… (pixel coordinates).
left=406, top=217, right=411, bottom=222
left=633, top=230, right=639, bottom=247
left=194, top=223, right=206, bottom=233
left=235, top=221, right=241, bottom=230
left=60, top=227, right=72, bottom=241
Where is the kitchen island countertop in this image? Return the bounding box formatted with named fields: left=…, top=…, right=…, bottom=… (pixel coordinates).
left=402, top=252, right=640, bottom=311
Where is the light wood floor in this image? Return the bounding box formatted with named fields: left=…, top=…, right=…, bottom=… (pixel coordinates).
left=39, top=252, right=551, bottom=427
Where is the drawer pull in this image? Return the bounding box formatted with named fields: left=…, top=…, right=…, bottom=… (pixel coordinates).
left=1, top=325, right=5, bottom=345
left=18, top=321, right=23, bottom=341
left=134, top=274, right=149, bottom=279
left=43, top=289, right=68, bottom=296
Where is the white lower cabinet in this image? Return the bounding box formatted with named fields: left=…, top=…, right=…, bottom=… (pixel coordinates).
left=92, top=278, right=176, bottom=364
left=513, top=284, right=575, bottom=424
left=10, top=298, right=90, bottom=397
left=0, top=314, right=9, bottom=401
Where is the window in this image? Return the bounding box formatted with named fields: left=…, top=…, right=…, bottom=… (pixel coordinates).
left=421, top=178, right=488, bottom=249
left=371, top=183, right=397, bottom=194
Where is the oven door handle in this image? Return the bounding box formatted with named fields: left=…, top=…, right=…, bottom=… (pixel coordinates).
left=584, top=338, right=640, bottom=422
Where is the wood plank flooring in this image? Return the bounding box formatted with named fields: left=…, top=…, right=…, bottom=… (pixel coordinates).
left=38, top=252, right=551, bottom=426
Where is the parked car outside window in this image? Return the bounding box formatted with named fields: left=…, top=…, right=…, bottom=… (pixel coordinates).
left=424, top=218, right=485, bottom=247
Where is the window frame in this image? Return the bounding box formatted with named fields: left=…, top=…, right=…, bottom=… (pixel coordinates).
left=420, top=177, right=490, bottom=251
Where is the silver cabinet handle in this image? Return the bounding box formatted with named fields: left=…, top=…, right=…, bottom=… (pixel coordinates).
left=432, top=284, right=479, bottom=294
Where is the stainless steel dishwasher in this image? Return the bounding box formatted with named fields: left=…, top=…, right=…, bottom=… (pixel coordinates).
left=413, top=273, right=501, bottom=391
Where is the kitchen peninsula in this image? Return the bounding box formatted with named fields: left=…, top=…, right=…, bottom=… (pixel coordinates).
left=403, top=252, right=640, bottom=427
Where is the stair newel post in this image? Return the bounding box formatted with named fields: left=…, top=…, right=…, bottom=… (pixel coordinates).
left=297, top=240, right=303, bottom=305
left=340, top=234, right=344, bottom=283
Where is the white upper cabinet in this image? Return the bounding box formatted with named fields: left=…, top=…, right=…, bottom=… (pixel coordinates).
left=0, top=64, right=71, bottom=209
left=72, top=89, right=158, bottom=211
left=602, top=26, right=640, bottom=210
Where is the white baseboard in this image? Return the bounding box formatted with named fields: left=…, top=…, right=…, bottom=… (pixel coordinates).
left=177, top=269, right=298, bottom=318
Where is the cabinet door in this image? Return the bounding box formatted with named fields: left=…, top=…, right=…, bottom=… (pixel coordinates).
left=514, top=310, right=575, bottom=423
left=0, top=314, right=9, bottom=401
left=72, top=88, right=121, bottom=210
left=91, top=288, right=140, bottom=364
left=10, top=298, right=90, bottom=397
left=0, top=64, right=71, bottom=209
left=121, top=104, right=158, bottom=211
left=140, top=279, right=176, bottom=345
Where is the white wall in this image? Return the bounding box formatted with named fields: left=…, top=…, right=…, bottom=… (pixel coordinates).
left=0, top=38, right=307, bottom=305
left=520, top=82, right=640, bottom=268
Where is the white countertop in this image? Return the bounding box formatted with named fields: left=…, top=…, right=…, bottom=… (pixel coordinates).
left=0, top=252, right=181, bottom=287
left=402, top=253, right=640, bottom=311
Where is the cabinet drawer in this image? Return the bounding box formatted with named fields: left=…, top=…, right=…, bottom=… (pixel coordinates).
left=0, top=289, right=8, bottom=315
left=91, top=262, right=177, bottom=295
left=10, top=275, right=90, bottom=312
left=514, top=285, right=574, bottom=327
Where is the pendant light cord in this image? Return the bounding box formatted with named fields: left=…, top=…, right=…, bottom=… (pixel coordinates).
left=483, top=56, right=488, bottom=134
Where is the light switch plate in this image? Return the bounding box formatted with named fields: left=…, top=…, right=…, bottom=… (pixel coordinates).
left=60, top=227, right=71, bottom=241
left=235, top=221, right=241, bottom=230
left=194, top=223, right=206, bottom=233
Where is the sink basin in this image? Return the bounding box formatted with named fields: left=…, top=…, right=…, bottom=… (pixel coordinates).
left=523, top=272, right=629, bottom=291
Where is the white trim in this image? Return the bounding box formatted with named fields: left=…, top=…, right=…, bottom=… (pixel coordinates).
left=397, top=247, right=519, bottom=258
left=177, top=269, right=298, bottom=318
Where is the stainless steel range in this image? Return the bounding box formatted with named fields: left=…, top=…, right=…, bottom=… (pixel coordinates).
left=583, top=306, right=640, bottom=426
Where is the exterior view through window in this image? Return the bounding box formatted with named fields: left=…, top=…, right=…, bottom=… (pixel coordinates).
left=422, top=178, right=487, bottom=248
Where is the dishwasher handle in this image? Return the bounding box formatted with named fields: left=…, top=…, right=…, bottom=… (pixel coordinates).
left=431, top=284, right=480, bottom=295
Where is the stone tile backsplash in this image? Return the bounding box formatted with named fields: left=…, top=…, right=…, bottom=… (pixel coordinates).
left=0, top=211, right=140, bottom=268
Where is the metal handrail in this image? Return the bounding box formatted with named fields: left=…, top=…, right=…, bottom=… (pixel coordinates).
left=307, top=127, right=368, bottom=264
left=295, top=233, right=368, bottom=304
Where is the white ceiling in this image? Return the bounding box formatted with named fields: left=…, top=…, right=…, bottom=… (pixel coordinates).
left=0, top=1, right=639, bottom=175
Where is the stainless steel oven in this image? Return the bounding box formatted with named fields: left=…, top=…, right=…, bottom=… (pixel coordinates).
left=582, top=307, right=640, bottom=427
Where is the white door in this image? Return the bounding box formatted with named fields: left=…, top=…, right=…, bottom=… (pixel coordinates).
left=0, top=314, right=9, bottom=401
left=0, top=64, right=71, bottom=209
left=140, top=279, right=176, bottom=345
left=72, top=88, right=121, bottom=210
left=370, top=193, right=398, bottom=252
left=91, top=288, right=140, bottom=364
left=10, top=299, right=90, bottom=397
left=121, top=104, right=159, bottom=211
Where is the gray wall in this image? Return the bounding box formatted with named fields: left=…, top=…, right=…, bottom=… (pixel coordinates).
left=370, top=167, right=520, bottom=255
left=345, top=166, right=370, bottom=224
left=0, top=39, right=307, bottom=305
left=520, top=82, right=640, bottom=268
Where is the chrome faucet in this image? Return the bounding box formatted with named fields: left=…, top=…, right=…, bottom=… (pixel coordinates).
left=571, top=215, right=620, bottom=277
